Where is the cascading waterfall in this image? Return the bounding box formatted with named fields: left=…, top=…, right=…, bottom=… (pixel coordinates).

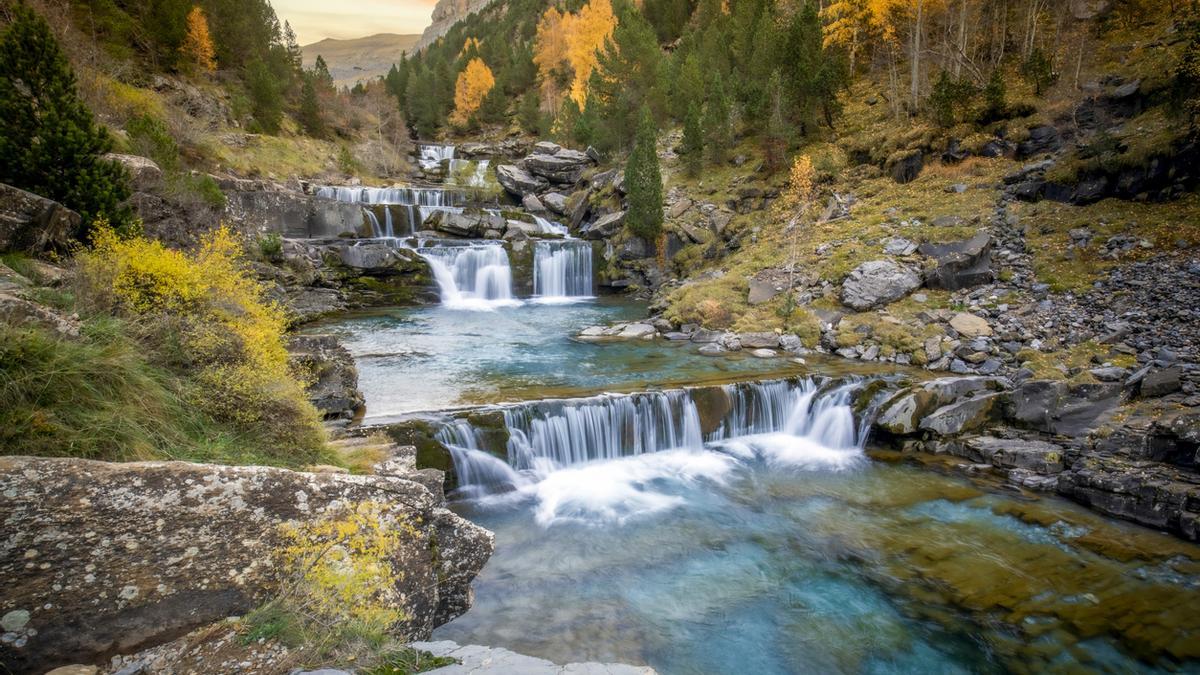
left=438, top=377, right=873, bottom=497
left=418, top=243, right=519, bottom=310
left=437, top=420, right=528, bottom=497
left=533, top=240, right=594, bottom=300
left=316, top=185, right=470, bottom=237
left=418, top=144, right=456, bottom=170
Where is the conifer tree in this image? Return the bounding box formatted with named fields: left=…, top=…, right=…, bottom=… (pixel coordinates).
left=682, top=102, right=703, bottom=177
left=245, top=58, right=282, bottom=133
left=298, top=75, right=325, bottom=137
left=763, top=72, right=788, bottom=174
left=703, top=73, right=732, bottom=166
left=180, top=6, right=217, bottom=73
left=0, top=5, right=132, bottom=237
left=625, top=107, right=663, bottom=242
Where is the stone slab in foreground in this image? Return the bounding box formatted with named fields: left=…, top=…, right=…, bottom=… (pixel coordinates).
left=410, top=640, right=657, bottom=675
left=0, top=456, right=493, bottom=674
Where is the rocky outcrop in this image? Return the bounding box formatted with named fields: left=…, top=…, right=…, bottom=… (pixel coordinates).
left=225, top=183, right=369, bottom=239
left=1057, top=455, right=1199, bottom=540
left=415, top=0, right=494, bottom=51
left=287, top=334, right=365, bottom=420
left=840, top=260, right=922, bottom=310
left=495, top=164, right=549, bottom=198
left=0, top=183, right=81, bottom=253
left=886, top=150, right=923, bottom=184
left=524, top=148, right=593, bottom=185
left=0, top=456, right=494, bottom=674
left=104, top=154, right=163, bottom=192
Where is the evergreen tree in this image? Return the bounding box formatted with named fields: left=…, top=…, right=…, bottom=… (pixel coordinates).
left=703, top=73, right=733, bottom=166
left=929, top=71, right=976, bottom=127
left=1172, top=16, right=1200, bottom=139
left=625, top=107, right=663, bottom=242
left=763, top=72, right=788, bottom=173
left=981, top=69, right=1007, bottom=122
left=519, top=91, right=545, bottom=135
left=0, top=5, right=132, bottom=237
left=313, top=55, right=334, bottom=90
left=1021, top=48, right=1057, bottom=96
left=298, top=74, right=325, bottom=137
left=681, top=101, right=704, bottom=177
left=245, top=58, right=282, bottom=133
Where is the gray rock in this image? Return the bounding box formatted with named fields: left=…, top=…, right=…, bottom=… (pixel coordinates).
left=698, top=343, right=726, bottom=356
left=884, top=237, right=918, bottom=256
left=581, top=211, right=625, bottom=240
left=691, top=329, right=724, bottom=344
left=532, top=141, right=562, bottom=155
left=0, top=291, right=80, bottom=337
left=963, top=437, right=1066, bottom=474
left=919, top=393, right=1004, bottom=436
left=739, top=332, right=780, bottom=349
left=1141, top=367, right=1183, bottom=397
left=0, top=457, right=493, bottom=673
left=525, top=149, right=593, bottom=184
left=840, top=260, right=922, bottom=311
left=496, top=164, right=549, bottom=197
left=1089, top=366, right=1129, bottom=382
left=105, top=153, right=163, bottom=192
left=618, top=323, right=657, bottom=339
left=751, top=349, right=778, bottom=358
left=919, top=232, right=994, bottom=291
left=411, top=640, right=657, bottom=675
left=887, top=150, right=923, bottom=184
left=522, top=194, right=547, bottom=213
left=542, top=192, right=569, bottom=215
left=287, top=334, right=364, bottom=420
left=1006, top=380, right=1122, bottom=436
left=0, top=182, right=81, bottom=253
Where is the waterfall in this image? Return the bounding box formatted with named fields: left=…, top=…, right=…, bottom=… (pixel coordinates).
left=439, top=378, right=875, bottom=495
left=316, top=185, right=470, bottom=237
left=437, top=420, right=528, bottom=498
left=418, top=144, right=456, bottom=171
left=418, top=243, right=519, bottom=310
left=533, top=240, right=593, bottom=300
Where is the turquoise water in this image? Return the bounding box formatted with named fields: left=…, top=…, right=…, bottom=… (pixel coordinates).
left=313, top=298, right=901, bottom=419
left=434, top=450, right=1200, bottom=674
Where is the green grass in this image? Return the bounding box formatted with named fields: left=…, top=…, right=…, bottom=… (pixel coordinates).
left=0, top=318, right=338, bottom=468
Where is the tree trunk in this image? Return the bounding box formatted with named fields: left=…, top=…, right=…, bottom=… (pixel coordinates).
left=911, top=0, right=924, bottom=112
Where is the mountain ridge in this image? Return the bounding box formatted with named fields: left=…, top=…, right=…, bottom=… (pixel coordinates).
left=300, top=32, right=421, bottom=88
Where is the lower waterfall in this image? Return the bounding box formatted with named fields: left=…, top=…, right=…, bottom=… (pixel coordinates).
left=533, top=240, right=594, bottom=300
left=436, top=377, right=873, bottom=500
left=418, top=243, right=519, bottom=310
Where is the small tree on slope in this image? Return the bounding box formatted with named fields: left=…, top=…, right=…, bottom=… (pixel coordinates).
left=0, top=5, right=132, bottom=238
left=625, top=107, right=663, bottom=243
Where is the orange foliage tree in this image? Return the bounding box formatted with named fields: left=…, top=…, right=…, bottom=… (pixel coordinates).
left=450, top=57, right=496, bottom=127
left=533, top=0, right=617, bottom=112
left=180, top=6, right=216, bottom=73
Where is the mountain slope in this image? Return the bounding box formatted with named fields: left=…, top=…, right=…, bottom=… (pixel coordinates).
left=414, top=0, right=494, bottom=51
left=301, top=33, right=421, bottom=88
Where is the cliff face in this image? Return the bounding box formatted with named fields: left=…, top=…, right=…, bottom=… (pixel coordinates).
left=415, top=0, right=495, bottom=51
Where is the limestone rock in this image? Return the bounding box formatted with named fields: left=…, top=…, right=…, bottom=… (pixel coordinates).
left=496, top=164, right=549, bottom=197
left=949, top=312, right=992, bottom=338
left=105, top=153, right=163, bottom=192
left=1006, top=380, right=1122, bottom=436
left=542, top=192, right=569, bottom=215
left=287, top=334, right=365, bottom=420
left=0, top=291, right=80, bottom=337
left=963, top=437, right=1066, bottom=474
left=919, top=392, right=1004, bottom=436
left=0, top=456, right=493, bottom=673
left=0, top=183, right=80, bottom=253
left=840, top=260, right=922, bottom=311
left=919, top=232, right=994, bottom=291
left=411, top=640, right=657, bottom=675
left=525, top=149, right=593, bottom=185
left=581, top=211, right=625, bottom=240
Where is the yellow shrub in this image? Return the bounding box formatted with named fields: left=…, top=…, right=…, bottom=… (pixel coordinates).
left=79, top=226, right=324, bottom=452
left=276, top=502, right=418, bottom=637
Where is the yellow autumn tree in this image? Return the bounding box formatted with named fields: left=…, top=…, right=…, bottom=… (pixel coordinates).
left=822, top=0, right=873, bottom=72
left=533, top=0, right=617, bottom=111
left=180, top=6, right=216, bottom=73
left=450, top=57, right=496, bottom=127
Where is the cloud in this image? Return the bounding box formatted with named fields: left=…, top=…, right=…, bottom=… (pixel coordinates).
left=274, top=0, right=438, bottom=44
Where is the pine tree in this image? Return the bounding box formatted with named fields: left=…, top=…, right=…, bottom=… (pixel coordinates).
left=180, top=5, right=216, bottom=73
left=763, top=72, right=788, bottom=174
left=625, top=107, right=663, bottom=242
left=1022, top=48, right=1057, bottom=96
left=682, top=102, right=703, bottom=177
left=298, top=74, right=325, bottom=137
left=313, top=55, right=334, bottom=90
left=245, top=58, right=282, bottom=133
left=703, top=73, right=732, bottom=166
left=0, top=5, right=132, bottom=238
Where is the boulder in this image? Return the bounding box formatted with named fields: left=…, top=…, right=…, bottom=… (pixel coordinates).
left=334, top=242, right=424, bottom=274
left=1016, top=125, right=1062, bottom=159
left=525, top=149, right=593, bottom=185
left=104, top=153, right=163, bottom=192
left=919, top=392, right=1004, bottom=436
left=581, top=211, right=625, bottom=240
left=0, top=291, right=80, bottom=337
left=522, top=194, right=547, bottom=213
left=618, top=323, right=657, bottom=339
left=1057, top=455, right=1200, bottom=540
left=1140, top=367, right=1183, bottom=398
left=919, top=232, right=994, bottom=290
left=1006, top=380, right=1122, bottom=436
left=739, top=332, right=780, bottom=349
left=0, top=456, right=493, bottom=674
left=425, top=210, right=487, bottom=238
left=496, top=164, right=549, bottom=197
left=751, top=349, right=778, bottom=358
left=532, top=141, right=562, bottom=155
left=840, top=260, right=922, bottom=311
left=287, top=334, right=365, bottom=420
left=962, top=437, right=1066, bottom=474
left=542, top=192, right=569, bottom=215
left=875, top=377, right=1006, bottom=435
left=0, top=183, right=81, bottom=253
left=949, top=312, right=993, bottom=338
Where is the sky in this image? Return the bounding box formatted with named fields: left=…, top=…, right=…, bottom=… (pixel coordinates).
left=272, top=0, right=438, bottom=45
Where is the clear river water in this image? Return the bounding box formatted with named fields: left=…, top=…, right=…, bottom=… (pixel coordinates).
left=319, top=287, right=1200, bottom=674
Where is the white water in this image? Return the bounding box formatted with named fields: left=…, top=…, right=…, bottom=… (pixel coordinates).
left=418, top=144, right=456, bottom=170
left=316, top=185, right=470, bottom=237
left=438, top=378, right=872, bottom=525
left=533, top=240, right=593, bottom=301
left=418, top=244, right=520, bottom=311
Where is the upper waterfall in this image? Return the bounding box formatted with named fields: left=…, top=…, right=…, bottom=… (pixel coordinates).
left=533, top=240, right=593, bottom=301
left=418, top=243, right=519, bottom=310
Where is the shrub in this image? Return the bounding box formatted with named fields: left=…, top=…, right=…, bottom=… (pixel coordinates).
left=259, top=232, right=284, bottom=261
left=78, top=225, right=325, bottom=455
